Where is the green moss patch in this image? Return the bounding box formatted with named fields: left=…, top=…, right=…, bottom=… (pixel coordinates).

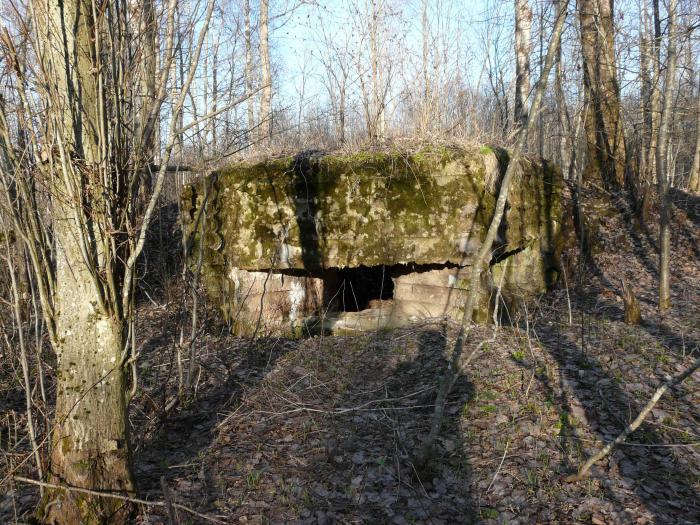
left=181, top=145, right=567, bottom=328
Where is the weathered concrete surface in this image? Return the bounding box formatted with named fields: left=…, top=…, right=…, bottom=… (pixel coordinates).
left=182, top=146, right=566, bottom=335
left=391, top=267, right=491, bottom=325
left=225, top=269, right=325, bottom=336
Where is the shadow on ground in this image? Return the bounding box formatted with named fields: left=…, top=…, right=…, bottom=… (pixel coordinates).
left=132, top=320, right=482, bottom=524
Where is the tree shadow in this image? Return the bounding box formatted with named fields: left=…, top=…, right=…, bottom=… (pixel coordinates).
left=534, top=319, right=700, bottom=524
left=567, top=246, right=700, bottom=362
left=136, top=201, right=184, bottom=304
left=131, top=330, right=291, bottom=512
left=170, top=323, right=481, bottom=524
left=671, top=188, right=700, bottom=228
left=669, top=188, right=700, bottom=261
left=291, top=324, right=479, bottom=523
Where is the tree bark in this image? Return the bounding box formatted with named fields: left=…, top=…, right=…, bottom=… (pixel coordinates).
left=369, top=0, right=384, bottom=141
left=554, top=0, right=572, bottom=174
left=36, top=0, right=135, bottom=521
left=135, top=0, right=158, bottom=197
left=244, top=0, right=255, bottom=140
left=338, top=81, right=347, bottom=145
left=140, top=0, right=157, bottom=161
left=46, top=219, right=134, bottom=524
left=688, top=78, right=700, bottom=193
left=211, top=44, right=219, bottom=152
left=579, top=0, right=626, bottom=189
left=645, top=0, right=662, bottom=186
left=420, top=0, right=432, bottom=134
left=514, top=0, right=532, bottom=127
left=639, top=0, right=652, bottom=183
left=656, top=0, right=678, bottom=312
left=259, top=0, right=272, bottom=145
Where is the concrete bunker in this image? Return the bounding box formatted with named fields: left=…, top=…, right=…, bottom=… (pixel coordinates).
left=182, top=146, right=566, bottom=336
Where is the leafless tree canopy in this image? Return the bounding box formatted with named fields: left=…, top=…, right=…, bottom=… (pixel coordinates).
left=0, top=0, right=699, bottom=523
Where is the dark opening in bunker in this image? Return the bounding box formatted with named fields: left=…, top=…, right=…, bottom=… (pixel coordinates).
left=331, top=265, right=394, bottom=312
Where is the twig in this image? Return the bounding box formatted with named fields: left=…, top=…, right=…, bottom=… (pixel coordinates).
left=486, top=439, right=510, bottom=493
left=565, top=353, right=700, bottom=482
left=569, top=435, right=700, bottom=448
left=13, top=476, right=226, bottom=524
left=562, top=262, right=573, bottom=326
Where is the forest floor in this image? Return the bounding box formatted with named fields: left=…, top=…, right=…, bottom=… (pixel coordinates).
left=2, top=187, right=700, bottom=524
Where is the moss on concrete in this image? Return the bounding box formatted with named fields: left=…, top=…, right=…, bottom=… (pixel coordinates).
left=182, top=145, right=567, bottom=329
left=184, top=147, right=497, bottom=270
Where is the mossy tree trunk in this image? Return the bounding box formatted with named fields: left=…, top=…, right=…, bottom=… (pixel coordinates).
left=579, top=0, right=627, bottom=189
left=5, top=0, right=213, bottom=519
left=46, top=219, right=134, bottom=524
left=36, top=0, right=135, bottom=521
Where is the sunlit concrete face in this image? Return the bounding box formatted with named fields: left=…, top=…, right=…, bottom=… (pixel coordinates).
left=182, top=147, right=568, bottom=336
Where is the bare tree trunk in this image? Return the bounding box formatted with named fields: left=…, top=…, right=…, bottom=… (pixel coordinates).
left=172, top=1, right=184, bottom=160
left=689, top=78, right=700, bottom=193
left=639, top=0, right=652, bottom=183
left=140, top=0, right=157, bottom=161
left=420, top=0, right=432, bottom=135
left=514, top=0, right=532, bottom=127
left=2, top=0, right=216, bottom=518
left=212, top=44, right=219, bottom=152
left=259, top=0, right=272, bottom=145
left=203, top=34, right=210, bottom=156
left=537, top=1, right=545, bottom=157
left=554, top=0, right=571, bottom=172
left=646, top=0, right=662, bottom=185
left=567, top=348, right=700, bottom=482
left=178, top=27, right=187, bottom=158
left=0, top=225, right=43, bottom=491
left=35, top=0, right=136, bottom=521
left=245, top=0, right=255, bottom=140
left=657, top=0, right=678, bottom=312
left=369, top=0, right=384, bottom=141
left=47, top=212, right=134, bottom=524
left=224, top=55, right=237, bottom=141
left=579, top=0, right=626, bottom=189
left=339, top=83, right=347, bottom=145
left=631, top=0, right=655, bottom=219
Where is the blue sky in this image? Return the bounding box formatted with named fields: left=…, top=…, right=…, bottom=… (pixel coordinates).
left=272, top=0, right=504, bottom=107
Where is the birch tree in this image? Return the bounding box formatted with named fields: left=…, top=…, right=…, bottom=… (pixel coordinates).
left=260, top=0, right=273, bottom=144
left=514, top=0, right=532, bottom=126
left=245, top=0, right=256, bottom=138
